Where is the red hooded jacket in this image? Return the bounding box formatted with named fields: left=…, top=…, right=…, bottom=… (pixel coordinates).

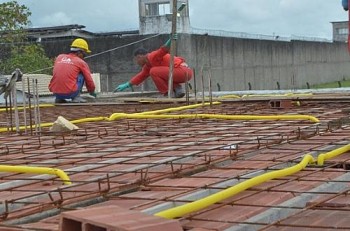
left=49, top=53, right=95, bottom=94
left=130, top=46, right=185, bottom=86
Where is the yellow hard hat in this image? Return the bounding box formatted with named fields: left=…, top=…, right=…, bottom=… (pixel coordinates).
left=71, top=38, right=91, bottom=53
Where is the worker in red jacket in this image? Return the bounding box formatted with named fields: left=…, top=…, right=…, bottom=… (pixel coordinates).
left=49, top=38, right=96, bottom=103
left=114, top=35, right=193, bottom=98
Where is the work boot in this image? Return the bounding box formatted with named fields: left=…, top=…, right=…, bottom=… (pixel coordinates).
left=174, top=85, right=185, bottom=98
left=72, top=96, right=87, bottom=103
left=55, top=98, right=67, bottom=103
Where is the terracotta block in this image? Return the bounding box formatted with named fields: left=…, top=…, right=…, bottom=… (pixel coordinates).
left=269, top=99, right=292, bottom=109
left=59, top=205, right=183, bottom=231
left=0, top=228, right=26, bottom=231
left=188, top=229, right=216, bottom=231
left=21, top=222, right=58, bottom=231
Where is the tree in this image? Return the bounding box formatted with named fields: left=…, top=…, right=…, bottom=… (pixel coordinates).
left=1, top=44, right=53, bottom=74
left=0, top=1, right=53, bottom=75
left=0, top=0, right=31, bottom=43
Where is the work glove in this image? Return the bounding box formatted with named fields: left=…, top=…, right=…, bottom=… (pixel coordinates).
left=114, top=82, right=131, bottom=92
left=89, top=91, right=97, bottom=98
left=164, top=33, right=178, bottom=48
left=173, top=33, right=178, bottom=40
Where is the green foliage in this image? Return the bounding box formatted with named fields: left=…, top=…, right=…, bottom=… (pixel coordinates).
left=0, top=1, right=53, bottom=75
left=0, top=1, right=31, bottom=43
left=0, top=44, right=53, bottom=74
left=310, top=80, right=350, bottom=89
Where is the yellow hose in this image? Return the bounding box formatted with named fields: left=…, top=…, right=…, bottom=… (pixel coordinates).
left=317, top=143, right=350, bottom=166
left=0, top=101, right=319, bottom=133
left=0, top=102, right=219, bottom=132
left=134, top=102, right=221, bottom=115
left=0, top=104, right=54, bottom=112
left=0, top=122, right=54, bottom=133
left=155, top=154, right=315, bottom=219
left=241, top=93, right=313, bottom=98
left=218, top=94, right=241, bottom=99
left=0, top=165, right=71, bottom=185
left=108, top=113, right=319, bottom=123
left=155, top=143, right=350, bottom=219
left=71, top=117, right=107, bottom=124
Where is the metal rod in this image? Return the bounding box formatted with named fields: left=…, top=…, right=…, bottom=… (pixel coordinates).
left=22, top=78, right=27, bottom=134
left=208, top=68, right=213, bottom=106
left=32, top=79, right=38, bottom=133
left=200, top=66, right=205, bottom=105
left=27, top=77, right=33, bottom=135
left=9, top=89, right=13, bottom=132
left=185, top=72, right=189, bottom=105
left=35, top=79, right=41, bottom=133
left=12, top=83, right=20, bottom=133
left=193, top=68, right=197, bottom=104
left=5, top=98, right=9, bottom=133
left=167, top=0, right=178, bottom=98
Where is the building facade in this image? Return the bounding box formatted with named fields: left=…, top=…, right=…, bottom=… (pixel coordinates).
left=138, top=0, right=191, bottom=34
left=331, top=21, right=348, bottom=42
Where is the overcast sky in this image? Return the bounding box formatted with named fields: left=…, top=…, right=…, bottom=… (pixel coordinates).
left=2, top=0, right=348, bottom=39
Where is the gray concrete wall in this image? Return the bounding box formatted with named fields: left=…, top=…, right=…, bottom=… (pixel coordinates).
left=185, top=34, right=350, bottom=91
left=41, top=34, right=350, bottom=93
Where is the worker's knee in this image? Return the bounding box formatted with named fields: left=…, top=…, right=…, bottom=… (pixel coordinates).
left=149, top=68, right=157, bottom=77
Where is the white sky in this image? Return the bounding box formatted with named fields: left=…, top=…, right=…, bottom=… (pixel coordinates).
left=2, top=0, right=348, bottom=39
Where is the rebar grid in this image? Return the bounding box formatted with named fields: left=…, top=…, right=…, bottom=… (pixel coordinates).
left=0, top=101, right=349, bottom=230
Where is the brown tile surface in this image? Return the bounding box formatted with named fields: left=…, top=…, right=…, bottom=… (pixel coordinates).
left=0, top=100, right=350, bottom=230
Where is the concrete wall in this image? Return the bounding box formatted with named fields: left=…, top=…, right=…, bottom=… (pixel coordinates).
left=41, top=34, right=350, bottom=93
left=139, top=15, right=191, bottom=35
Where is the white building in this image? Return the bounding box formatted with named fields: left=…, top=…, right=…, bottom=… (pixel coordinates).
left=331, top=21, right=348, bottom=42
left=138, top=0, right=191, bottom=35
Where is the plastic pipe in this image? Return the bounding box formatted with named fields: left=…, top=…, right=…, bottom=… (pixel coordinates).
left=219, top=94, right=241, bottom=99
left=0, top=102, right=219, bottom=132
left=0, top=165, right=71, bottom=185
left=317, top=143, right=350, bottom=166
left=0, top=104, right=54, bottom=112
left=134, top=102, right=221, bottom=115
left=241, top=93, right=313, bottom=98
left=155, top=143, right=350, bottom=219
left=0, top=102, right=319, bottom=132
left=155, top=154, right=315, bottom=219
left=108, top=113, right=319, bottom=123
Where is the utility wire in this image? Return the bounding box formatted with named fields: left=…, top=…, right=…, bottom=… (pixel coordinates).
left=24, top=34, right=161, bottom=75
left=86, top=33, right=160, bottom=59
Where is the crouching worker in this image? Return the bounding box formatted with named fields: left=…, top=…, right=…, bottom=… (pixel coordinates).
left=49, top=38, right=96, bottom=103
left=114, top=35, right=193, bottom=98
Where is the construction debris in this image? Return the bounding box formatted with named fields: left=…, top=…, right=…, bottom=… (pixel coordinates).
left=50, top=116, right=79, bottom=132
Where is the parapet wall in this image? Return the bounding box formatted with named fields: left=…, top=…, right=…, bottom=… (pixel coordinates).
left=41, top=34, right=350, bottom=92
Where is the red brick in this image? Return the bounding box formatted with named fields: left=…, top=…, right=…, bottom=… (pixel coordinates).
left=59, top=205, right=183, bottom=231
left=269, top=99, right=292, bottom=109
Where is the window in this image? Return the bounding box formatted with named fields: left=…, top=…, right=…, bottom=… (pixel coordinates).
left=145, top=2, right=170, bottom=16
left=158, top=3, right=171, bottom=15
left=337, top=28, right=348, bottom=35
